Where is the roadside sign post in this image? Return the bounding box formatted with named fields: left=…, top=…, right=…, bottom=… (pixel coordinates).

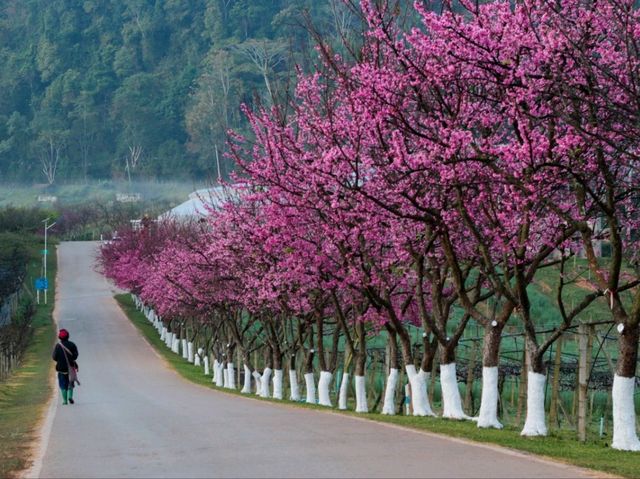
left=35, top=277, right=48, bottom=304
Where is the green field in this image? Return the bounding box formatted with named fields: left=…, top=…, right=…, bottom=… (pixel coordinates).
left=0, top=180, right=204, bottom=208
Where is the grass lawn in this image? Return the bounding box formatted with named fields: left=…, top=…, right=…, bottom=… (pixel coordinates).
left=116, top=293, right=636, bottom=479
left=0, top=247, right=56, bottom=478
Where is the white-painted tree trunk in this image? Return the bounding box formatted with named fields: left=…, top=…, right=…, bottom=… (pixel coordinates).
left=381, top=368, right=399, bottom=415
left=260, top=368, right=272, bottom=398
left=338, top=372, right=349, bottom=410
left=212, top=359, right=219, bottom=383
left=477, top=366, right=503, bottom=429
left=418, top=369, right=436, bottom=416
left=194, top=348, right=202, bottom=367
left=612, top=374, right=640, bottom=451
left=241, top=365, right=252, bottom=393
left=440, top=363, right=470, bottom=419
left=222, top=365, right=229, bottom=388
left=272, top=369, right=284, bottom=399
left=304, top=372, right=316, bottom=404
left=226, top=363, right=236, bottom=389
left=203, top=356, right=210, bottom=375
left=406, top=365, right=435, bottom=416
left=521, top=371, right=548, bottom=436
left=165, top=332, right=172, bottom=348
left=289, top=370, right=300, bottom=401
left=181, top=339, right=188, bottom=359
left=252, top=371, right=262, bottom=395
left=354, top=375, right=368, bottom=413
left=160, top=327, right=167, bottom=342
left=187, top=342, right=194, bottom=363
left=318, top=371, right=333, bottom=407
left=215, top=362, right=224, bottom=387
left=171, top=336, right=180, bottom=354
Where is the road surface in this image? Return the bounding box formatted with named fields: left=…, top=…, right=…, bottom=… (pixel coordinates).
left=33, top=242, right=594, bottom=478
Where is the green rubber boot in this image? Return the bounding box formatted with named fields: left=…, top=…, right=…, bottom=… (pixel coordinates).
left=68, top=388, right=74, bottom=404
left=61, top=388, right=68, bottom=405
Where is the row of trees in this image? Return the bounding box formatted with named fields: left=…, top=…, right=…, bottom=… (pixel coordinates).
left=0, top=0, right=363, bottom=183
left=100, top=0, right=640, bottom=451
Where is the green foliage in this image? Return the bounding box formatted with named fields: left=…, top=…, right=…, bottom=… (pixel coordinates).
left=0, top=233, right=30, bottom=301
left=0, top=0, right=351, bottom=183
left=0, top=246, right=56, bottom=478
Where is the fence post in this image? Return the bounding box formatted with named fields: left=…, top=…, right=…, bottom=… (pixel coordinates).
left=578, top=324, right=588, bottom=442
left=464, top=340, right=477, bottom=414
left=549, top=335, right=563, bottom=427
left=516, top=341, right=528, bottom=424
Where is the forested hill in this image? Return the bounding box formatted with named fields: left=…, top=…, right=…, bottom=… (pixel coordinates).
left=0, top=0, right=352, bottom=184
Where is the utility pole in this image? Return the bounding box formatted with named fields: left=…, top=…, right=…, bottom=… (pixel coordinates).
left=42, top=217, right=56, bottom=305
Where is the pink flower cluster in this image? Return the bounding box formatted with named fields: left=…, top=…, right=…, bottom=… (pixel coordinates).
left=99, top=0, right=640, bottom=381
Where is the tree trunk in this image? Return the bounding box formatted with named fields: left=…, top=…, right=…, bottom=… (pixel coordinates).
left=354, top=321, right=368, bottom=413
left=260, top=346, right=273, bottom=398
left=288, top=353, right=300, bottom=401
left=440, top=345, right=469, bottom=419
left=382, top=331, right=399, bottom=415
left=612, top=322, right=640, bottom=450
left=477, top=322, right=505, bottom=428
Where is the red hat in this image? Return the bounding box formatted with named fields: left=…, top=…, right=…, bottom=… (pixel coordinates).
left=58, top=329, right=69, bottom=340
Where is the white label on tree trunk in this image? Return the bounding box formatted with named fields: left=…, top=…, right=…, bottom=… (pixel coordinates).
left=355, top=375, right=368, bottom=413
left=318, top=371, right=333, bottom=407
left=304, top=372, right=316, bottom=404
left=440, top=363, right=471, bottom=419
left=260, top=368, right=272, bottom=398
left=477, top=366, right=503, bottom=429
left=612, top=374, right=640, bottom=451
left=338, top=372, right=349, bottom=410
left=521, top=371, right=548, bottom=436
left=241, top=365, right=252, bottom=393
left=227, top=362, right=236, bottom=389
left=289, top=370, right=300, bottom=401
left=203, top=356, right=210, bottom=375
left=272, top=369, right=284, bottom=399
left=382, top=368, right=399, bottom=415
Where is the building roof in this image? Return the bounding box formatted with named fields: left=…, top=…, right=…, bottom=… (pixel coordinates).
left=158, top=186, right=228, bottom=221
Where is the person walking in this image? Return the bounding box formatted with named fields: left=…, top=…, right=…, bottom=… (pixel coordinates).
left=52, top=328, right=79, bottom=405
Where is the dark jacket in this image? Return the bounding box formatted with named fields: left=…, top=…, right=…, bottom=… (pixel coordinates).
left=52, top=340, right=79, bottom=373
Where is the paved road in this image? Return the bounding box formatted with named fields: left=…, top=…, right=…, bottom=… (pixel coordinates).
left=34, top=242, right=594, bottom=478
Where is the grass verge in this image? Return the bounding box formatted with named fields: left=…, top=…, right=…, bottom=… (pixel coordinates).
left=116, top=293, right=633, bottom=478
left=0, top=247, right=56, bottom=479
